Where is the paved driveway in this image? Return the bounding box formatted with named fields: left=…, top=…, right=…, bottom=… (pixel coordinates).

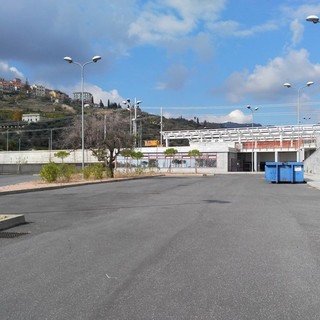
left=1, top=174, right=320, bottom=319
left=0, top=174, right=39, bottom=187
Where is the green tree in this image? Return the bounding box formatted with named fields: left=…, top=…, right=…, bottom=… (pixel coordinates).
left=188, top=149, right=202, bottom=173
left=121, top=148, right=133, bottom=172
left=131, top=150, right=144, bottom=167
left=54, top=150, right=70, bottom=163
left=164, top=148, right=178, bottom=172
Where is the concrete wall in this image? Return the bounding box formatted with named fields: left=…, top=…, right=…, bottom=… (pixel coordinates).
left=304, top=148, right=320, bottom=174
left=0, top=147, right=230, bottom=174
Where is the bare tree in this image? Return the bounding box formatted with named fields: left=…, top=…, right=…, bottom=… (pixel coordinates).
left=61, top=111, right=134, bottom=177
left=60, top=116, right=82, bottom=150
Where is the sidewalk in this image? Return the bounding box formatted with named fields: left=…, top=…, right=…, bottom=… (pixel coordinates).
left=304, top=173, right=320, bottom=191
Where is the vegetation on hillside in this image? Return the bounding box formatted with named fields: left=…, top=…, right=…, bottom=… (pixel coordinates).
left=0, top=93, right=255, bottom=151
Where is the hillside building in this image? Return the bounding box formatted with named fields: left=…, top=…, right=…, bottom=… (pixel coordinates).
left=22, top=113, right=43, bottom=124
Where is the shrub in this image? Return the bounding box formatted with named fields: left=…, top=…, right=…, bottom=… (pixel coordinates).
left=40, top=162, right=59, bottom=182
left=40, top=163, right=76, bottom=182
left=58, top=164, right=76, bottom=182
left=83, top=166, right=92, bottom=180
left=105, top=167, right=113, bottom=177
left=135, top=167, right=145, bottom=175
left=82, top=163, right=106, bottom=180
left=91, top=163, right=105, bottom=180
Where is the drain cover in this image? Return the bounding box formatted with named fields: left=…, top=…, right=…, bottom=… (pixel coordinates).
left=0, top=231, right=30, bottom=238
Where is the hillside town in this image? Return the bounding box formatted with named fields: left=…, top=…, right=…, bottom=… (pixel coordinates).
left=1, top=77, right=82, bottom=105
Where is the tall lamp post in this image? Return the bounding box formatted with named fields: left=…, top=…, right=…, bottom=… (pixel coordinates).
left=132, top=98, right=142, bottom=143
left=64, top=55, right=101, bottom=172
left=122, top=98, right=142, bottom=146
left=123, top=99, right=133, bottom=135
left=283, top=81, right=314, bottom=161
left=247, top=105, right=259, bottom=172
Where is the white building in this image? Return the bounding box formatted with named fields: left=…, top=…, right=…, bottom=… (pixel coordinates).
left=73, top=92, right=93, bottom=104
left=22, top=113, right=43, bottom=124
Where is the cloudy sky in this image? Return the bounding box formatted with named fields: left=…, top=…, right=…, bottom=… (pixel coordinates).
left=2, top=0, right=320, bottom=125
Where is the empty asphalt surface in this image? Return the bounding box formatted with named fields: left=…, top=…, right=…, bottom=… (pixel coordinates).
left=1, top=174, right=320, bottom=319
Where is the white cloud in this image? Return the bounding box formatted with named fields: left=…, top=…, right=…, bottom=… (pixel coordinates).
left=163, top=109, right=251, bottom=124
left=128, top=0, right=226, bottom=43
left=220, top=49, right=320, bottom=103
left=60, top=83, right=125, bottom=106
left=200, top=109, right=251, bottom=124
left=209, top=20, right=278, bottom=38
left=280, top=3, right=320, bottom=20
left=290, top=19, right=304, bottom=46
left=88, top=86, right=125, bottom=105
left=0, top=61, right=24, bottom=79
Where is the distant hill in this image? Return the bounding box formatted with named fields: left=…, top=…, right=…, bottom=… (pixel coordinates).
left=0, top=94, right=262, bottom=149
left=221, top=122, right=262, bottom=128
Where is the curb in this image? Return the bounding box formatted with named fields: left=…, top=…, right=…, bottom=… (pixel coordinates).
left=306, top=181, right=320, bottom=190
left=0, top=174, right=165, bottom=195
left=0, top=214, right=26, bottom=231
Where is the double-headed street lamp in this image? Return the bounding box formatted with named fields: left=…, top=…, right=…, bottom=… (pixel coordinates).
left=283, top=81, right=314, bottom=161
left=122, top=98, right=142, bottom=145
left=122, top=99, right=133, bottom=135
left=306, top=15, right=319, bottom=24
left=64, top=55, right=101, bottom=172
left=247, top=105, right=259, bottom=172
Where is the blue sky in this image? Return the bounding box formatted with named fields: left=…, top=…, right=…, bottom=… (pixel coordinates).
left=2, top=0, right=320, bottom=126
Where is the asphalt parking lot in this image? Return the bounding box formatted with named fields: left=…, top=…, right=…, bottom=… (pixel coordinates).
left=0, top=174, right=39, bottom=187
left=1, top=174, right=320, bottom=319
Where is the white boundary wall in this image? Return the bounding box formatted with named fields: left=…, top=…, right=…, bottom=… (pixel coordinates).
left=0, top=145, right=231, bottom=173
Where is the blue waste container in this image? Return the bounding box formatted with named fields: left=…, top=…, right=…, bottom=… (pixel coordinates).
left=265, top=162, right=304, bottom=183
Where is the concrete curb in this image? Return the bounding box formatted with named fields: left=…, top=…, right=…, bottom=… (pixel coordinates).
left=0, top=214, right=26, bottom=231
left=0, top=174, right=165, bottom=196
left=306, top=181, right=320, bottom=190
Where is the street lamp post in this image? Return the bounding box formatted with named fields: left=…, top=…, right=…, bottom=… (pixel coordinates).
left=132, top=98, right=142, bottom=143
left=122, top=99, right=133, bottom=135
left=247, top=105, right=259, bottom=172
left=123, top=98, right=141, bottom=146
left=160, top=107, right=163, bottom=146
left=64, top=55, right=101, bottom=172
left=283, top=81, right=314, bottom=161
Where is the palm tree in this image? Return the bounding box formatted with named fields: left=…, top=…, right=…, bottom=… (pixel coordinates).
left=188, top=149, right=202, bottom=173
left=121, top=148, right=133, bottom=173
left=131, top=151, right=144, bottom=167
left=164, top=148, right=178, bottom=172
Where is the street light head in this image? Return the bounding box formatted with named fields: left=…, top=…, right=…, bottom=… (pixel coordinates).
left=247, top=105, right=251, bottom=110
left=283, top=82, right=291, bottom=88
left=136, top=100, right=142, bottom=104
left=127, top=98, right=131, bottom=103
left=254, top=107, right=259, bottom=111
left=306, top=15, right=319, bottom=24
left=64, top=56, right=73, bottom=63
left=92, top=55, right=102, bottom=63
left=307, top=81, right=314, bottom=87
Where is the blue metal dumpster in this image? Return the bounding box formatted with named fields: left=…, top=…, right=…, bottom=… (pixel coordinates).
left=265, top=162, right=304, bottom=183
